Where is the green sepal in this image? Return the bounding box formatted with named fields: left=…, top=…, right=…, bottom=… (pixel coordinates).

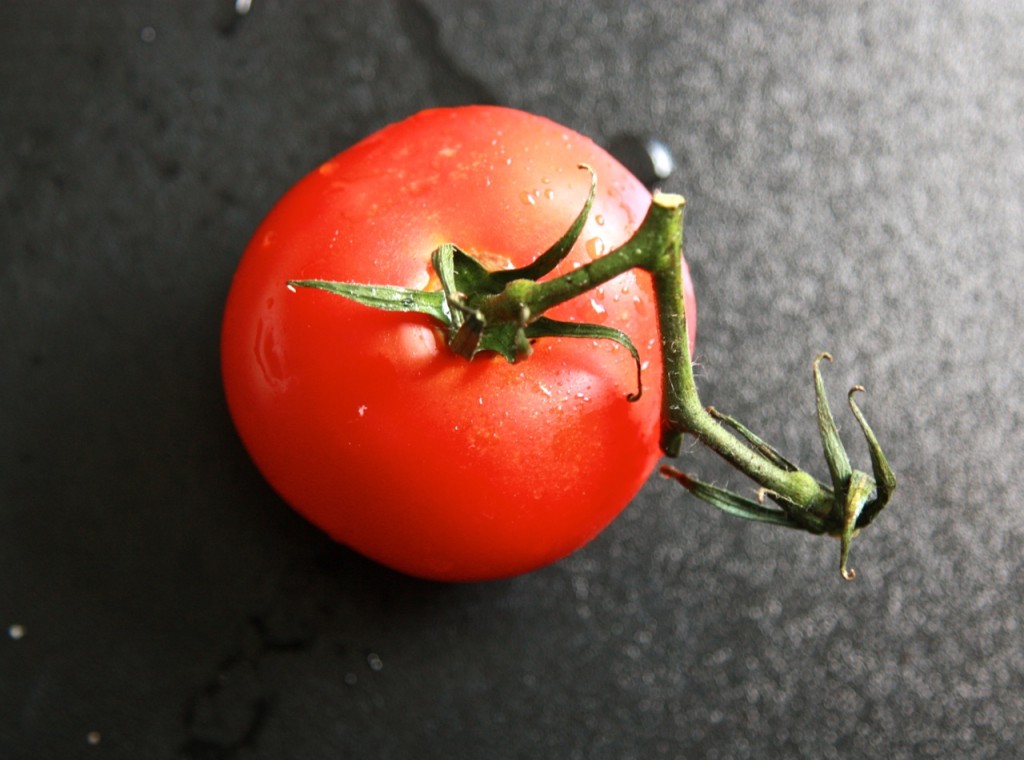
left=838, top=470, right=873, bottom=581
left=814, top=353, right=853, bottom=509
left=525, top=316, right=644, bottom=401
left=848, top=386, right=897, bottom=528
left=660, top=466, right=827, bottom=533
left=474, top=321, right=528, bottom=363
left=432, top=243, right=500, bottom=299
left=491, top=164, right=596, bottom=286
left=286, top=279, right=449, bottom=324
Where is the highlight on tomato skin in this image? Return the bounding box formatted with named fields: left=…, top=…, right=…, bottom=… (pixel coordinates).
left=221, top=106, right=697, bottom=581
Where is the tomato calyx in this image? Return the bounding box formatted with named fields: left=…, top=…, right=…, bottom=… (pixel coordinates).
left=289, top=165, right=896, bottom=581
left=290, top=165, right=645, bottom=400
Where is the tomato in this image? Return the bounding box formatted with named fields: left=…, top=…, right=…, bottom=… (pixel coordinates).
left=221, top=106, right=696, bottom=581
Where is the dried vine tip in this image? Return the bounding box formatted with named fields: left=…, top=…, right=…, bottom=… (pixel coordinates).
left=814, top=355, right=896, bottom=580
left=652, top=191, right=685, bottom=209
left=664, top=353, right=895, bottom=582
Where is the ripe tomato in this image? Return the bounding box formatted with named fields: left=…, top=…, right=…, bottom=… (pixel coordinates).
left=221, top=106, right=696, bottom=581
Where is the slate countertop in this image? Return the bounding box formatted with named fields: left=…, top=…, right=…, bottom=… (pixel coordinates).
left=3, top=2, right=1022, bottom=758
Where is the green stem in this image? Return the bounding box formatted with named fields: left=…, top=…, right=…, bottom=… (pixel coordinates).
left=513, top=195, right=681, bottom=315
left=646, top=200, right=830, bottom=513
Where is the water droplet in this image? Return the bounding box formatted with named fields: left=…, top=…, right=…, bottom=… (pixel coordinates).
left=520, top=191, right=536, bottom=206
left=367, top=653, right=384, bottom=671
left=606, top=134, right=676, bottom=189
left=594, top=213, right=606, bottom=226
left=541, top=176, right=552, bottom=184
left=357, top=405, right=368, bottom=417
left=586, top=237, right=606, bottom=258
left=590, top=298, right=606, bottom=315
left=648, top=140, right=676, bottom=180
left=543, top=188, right=555, bottom=200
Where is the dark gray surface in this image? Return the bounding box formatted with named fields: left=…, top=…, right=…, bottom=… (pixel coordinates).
left=2, top=2, right=1022, bottom=758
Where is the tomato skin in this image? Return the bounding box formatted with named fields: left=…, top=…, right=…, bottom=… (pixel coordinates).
left=221, top=106, right=696, bottom=581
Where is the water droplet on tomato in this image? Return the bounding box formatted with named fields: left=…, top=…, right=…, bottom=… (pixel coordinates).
left=586, top=237, right=606, bottom=258
left=590, top=298, right=606, bottom=315
left=543, top=188, right=555, bottom=200
left=594, top=213, right=606, bottom=226
left=520, top=191, right=537, bottom=206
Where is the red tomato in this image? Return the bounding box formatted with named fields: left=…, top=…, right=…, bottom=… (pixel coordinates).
left=221, top=106, right=696, bottom=581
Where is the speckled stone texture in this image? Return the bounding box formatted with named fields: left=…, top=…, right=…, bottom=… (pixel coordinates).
left=2, top=2, right=1022, bottom=758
